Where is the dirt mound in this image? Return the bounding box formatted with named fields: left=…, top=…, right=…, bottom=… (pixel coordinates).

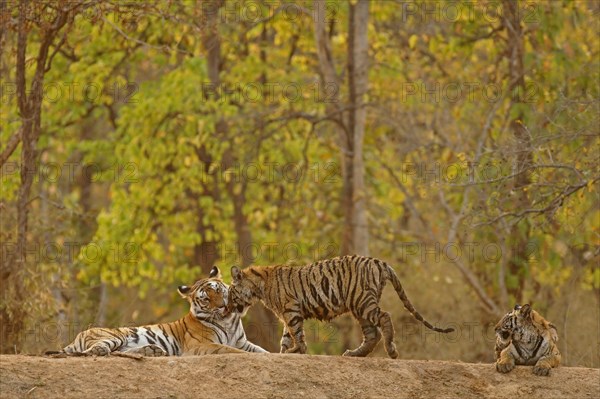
left=0, top=354, right=598, bottom=399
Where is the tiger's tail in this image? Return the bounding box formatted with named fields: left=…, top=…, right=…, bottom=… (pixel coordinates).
left=45, top=342, right=79, bottom=356
left=386, top=264, right=454, bottom=333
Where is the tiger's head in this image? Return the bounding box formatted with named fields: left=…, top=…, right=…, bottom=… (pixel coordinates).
left=178, top=266, right=230, bottom=320
left=495, top=304, right=523, bottom=343
left=226, top=266, right=261, bottom=316
left=495, top=304, right=558, bottom=344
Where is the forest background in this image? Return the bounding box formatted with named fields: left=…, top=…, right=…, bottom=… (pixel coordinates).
left=0, top=0, right=598, bottom=367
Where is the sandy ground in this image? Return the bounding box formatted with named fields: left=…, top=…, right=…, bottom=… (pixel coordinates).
left=0, top=354, right=598, bottom=399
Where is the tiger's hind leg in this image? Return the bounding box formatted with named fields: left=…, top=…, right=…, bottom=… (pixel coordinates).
left=379, top=311, right=399, bottom=359
left=71, top=328, right=125, bottom=355
left=280, top=326, right=291, bottom=353
left=280, top=326, right=293, bottom=353
left=281, top=312, right=307, bottom=354
left=342, top=318, right=381, bottom=357
left=125, top=344, right=167, bottom=357
left=84, top=343, right=112, bottom=356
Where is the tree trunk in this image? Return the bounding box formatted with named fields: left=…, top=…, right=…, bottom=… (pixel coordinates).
left=1, top=0, right=37, bottom=353
left=347, top=0, right=370, bottom=256
left=199, top=1, right=278, bottom=352
left=503, top=0, right=532, bottom=304
left=314, top=0, right=370, bottom=256
left=313, top=0, right=370, bottom=352
left=0, top=0, right=71, bottom=353
left=189, top=146, right=220, bottom=276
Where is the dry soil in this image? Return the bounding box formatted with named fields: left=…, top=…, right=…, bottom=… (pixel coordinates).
left=0, top=354, right=598, bottom=398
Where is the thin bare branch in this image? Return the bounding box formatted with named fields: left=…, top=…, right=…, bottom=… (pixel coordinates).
left=0, top=128, right=21, bottom=168
left=475, top=176, right=600, bottom=226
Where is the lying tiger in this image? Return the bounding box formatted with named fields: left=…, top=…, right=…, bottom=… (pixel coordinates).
left=57, top=267, right=266, bottom=356
left=227, top=255, right=454, bottom=358
left=495, top=304, right=561, bottom=376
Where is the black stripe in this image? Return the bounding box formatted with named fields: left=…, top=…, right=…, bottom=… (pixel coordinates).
left=184, top=323, right=211, bottom=343
left=513, top=341, right=524, bottom=358
left=287, top=270, right=295, bottom=293
left=348, top=272, right=360, bottom=305
left=321, top=276, right=330, bottom=297
left=336, top=270, right=344, bottom=298
left=331, top=292, right=339, bottom=307
left=531, top=335, right=544, bottom=358
left=210, top=320, right=227, bottom=336
left=358, top=297, right=372, bottom=316
left=250, top=268, right=262, bottom=278
left=313, top=291, right=329, bottom=315
left=309, top=282, right=319, bottom=304
left=156, top=333, right=168, bottom=350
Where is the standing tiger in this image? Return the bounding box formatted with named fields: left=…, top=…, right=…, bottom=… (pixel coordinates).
left=227, top=255, right=454, bottom=358
left=495, top=304, right=561, bottom=376
left=58, top=267, right=266, bottom=356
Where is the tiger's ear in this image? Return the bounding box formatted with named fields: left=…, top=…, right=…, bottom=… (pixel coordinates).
left=231, top=266, right=242, bottom=283
left=209, top=266, right=221, bottom=279
left=520, top=303, right=532, bottom=318
left=178, top=285, right=191, bottom=298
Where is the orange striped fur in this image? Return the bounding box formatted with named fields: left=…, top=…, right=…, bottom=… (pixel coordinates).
left=495, top=304, right=560, bottom=376
left=61, top=267, right=266, bottom=356
left=228, top=255, right=453, bottom=358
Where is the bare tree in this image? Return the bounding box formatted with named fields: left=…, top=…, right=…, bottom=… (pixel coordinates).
left=1, top=0, right=79, bottom=353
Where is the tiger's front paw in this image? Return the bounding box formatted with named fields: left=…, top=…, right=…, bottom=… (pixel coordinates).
left=496, top=360, right=515, bottom=373
left=533, top=365, right=551, bottom=376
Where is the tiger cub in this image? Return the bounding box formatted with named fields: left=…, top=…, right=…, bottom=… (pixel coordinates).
left=227, top=255, right=454, bottom=358
left=58, top=267, right=266, bottom=356
left=495, top=304, right=561, bottom=376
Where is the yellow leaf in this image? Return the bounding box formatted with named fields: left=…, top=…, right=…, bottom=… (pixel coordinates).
left=409, top=35, right=418, bottom=50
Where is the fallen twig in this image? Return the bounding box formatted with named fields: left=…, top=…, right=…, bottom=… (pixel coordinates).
left=44, top=350, right=144, bottom=360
